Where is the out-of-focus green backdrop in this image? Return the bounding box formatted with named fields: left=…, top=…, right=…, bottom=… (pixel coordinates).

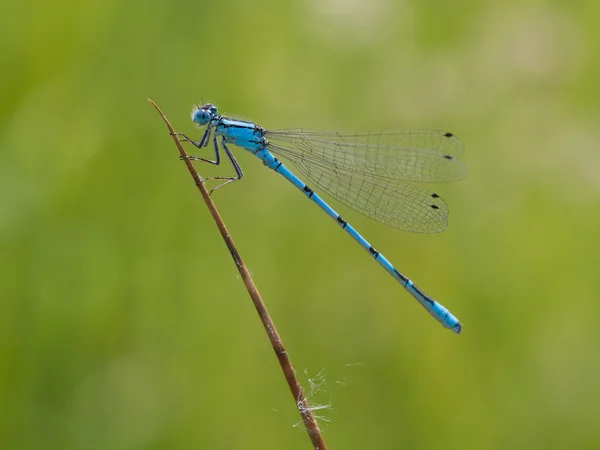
left=2, top=1, right=599, bottom=449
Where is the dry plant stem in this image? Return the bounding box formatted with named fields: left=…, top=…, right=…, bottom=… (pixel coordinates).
left=148, top=99, right=328, bottom=450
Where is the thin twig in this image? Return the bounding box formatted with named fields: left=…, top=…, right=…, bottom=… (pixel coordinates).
left=148, top=99, right=328, bottom=450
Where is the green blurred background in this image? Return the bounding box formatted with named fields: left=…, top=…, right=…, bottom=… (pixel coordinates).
left=2, top=0, right=600, bottom=449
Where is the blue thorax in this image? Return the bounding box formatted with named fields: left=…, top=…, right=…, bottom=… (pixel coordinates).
left=192, top=103, right=267, bottom=152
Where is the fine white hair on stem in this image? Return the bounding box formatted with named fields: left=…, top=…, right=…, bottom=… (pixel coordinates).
left=293, top=368, right=335, bottom=430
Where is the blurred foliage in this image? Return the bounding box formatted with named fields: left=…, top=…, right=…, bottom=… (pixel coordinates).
left=1, top=0, right=600, bottom=449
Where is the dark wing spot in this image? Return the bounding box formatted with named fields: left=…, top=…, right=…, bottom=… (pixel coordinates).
left=431, top=205, right=440, bottom=210
left=431, top=193, right=440, bottom=198
left=444, top=132, right=454, bottom=137
left=443, top=154, right=454, bottom=159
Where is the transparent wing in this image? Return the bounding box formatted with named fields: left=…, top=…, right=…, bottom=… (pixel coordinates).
left=266, top=129, right=466, bottom=183
left=265, top=129, right=466, bottom=233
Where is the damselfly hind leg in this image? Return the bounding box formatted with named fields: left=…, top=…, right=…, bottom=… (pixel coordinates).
left=204, top=136, right=244, bottom=195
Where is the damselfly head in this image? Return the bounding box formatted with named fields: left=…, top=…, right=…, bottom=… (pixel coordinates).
left=191, top=103, right=218, bottom=126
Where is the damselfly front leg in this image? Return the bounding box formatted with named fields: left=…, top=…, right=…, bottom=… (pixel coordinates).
left=176, top=129, right=244, bottom=194
left=172, top=127, right=220, bottom=164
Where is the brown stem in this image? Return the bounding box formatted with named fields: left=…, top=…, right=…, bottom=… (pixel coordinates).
left=148, top=99, right=328, bottom=450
